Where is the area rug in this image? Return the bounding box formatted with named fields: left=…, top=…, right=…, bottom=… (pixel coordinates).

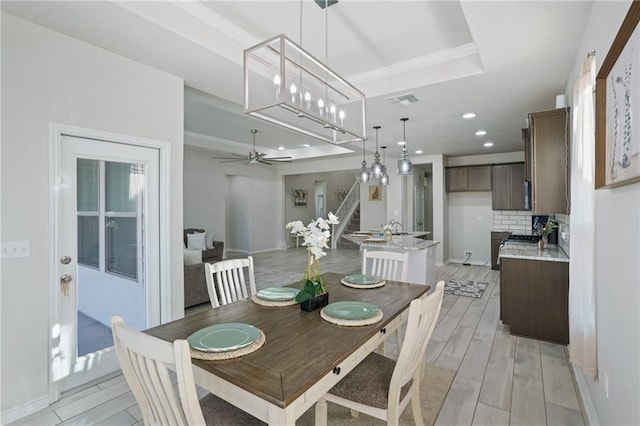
left=444, top=279, right=488, bottom=299
left=296, top=364, right=456, bottom=425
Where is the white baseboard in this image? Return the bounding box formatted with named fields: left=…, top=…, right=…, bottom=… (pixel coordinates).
left=572, top=364, right=600, bottom=425
left=1, top=394, right=50, bottom=425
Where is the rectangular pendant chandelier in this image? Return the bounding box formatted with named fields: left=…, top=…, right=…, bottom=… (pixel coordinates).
left=244, top=34, right=366, bottom=144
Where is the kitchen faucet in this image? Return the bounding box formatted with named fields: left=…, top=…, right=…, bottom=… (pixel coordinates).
left=388, top=220, right=402, bottom=233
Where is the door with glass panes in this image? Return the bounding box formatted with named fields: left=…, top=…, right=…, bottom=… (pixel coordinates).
left=56, top=134, right=160, bottom=391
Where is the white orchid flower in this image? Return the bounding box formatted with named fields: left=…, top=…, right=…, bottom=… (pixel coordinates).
left=327, top=212, right=340, bottom=225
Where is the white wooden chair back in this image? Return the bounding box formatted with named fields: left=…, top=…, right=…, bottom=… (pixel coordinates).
left=362, top=249, right=409, bottom=282
left=388, top=281, right=445, bottom=420
left=205, top=256, right=256, bottom=307
left=111, top=315, right=205, bottom=426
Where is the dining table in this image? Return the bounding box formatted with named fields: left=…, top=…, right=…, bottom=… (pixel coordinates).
left=145, top=271, right=430, bottom=425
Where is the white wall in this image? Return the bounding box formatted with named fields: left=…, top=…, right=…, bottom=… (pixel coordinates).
left=0, top=13, right=184, bottom=419
left=565, top=2, right=640, bottom=425
left=444, top=152, right=524, bottom=264
left=183, top=147, right=282, bottom=254
left=447, top=192, right=493, bottom=264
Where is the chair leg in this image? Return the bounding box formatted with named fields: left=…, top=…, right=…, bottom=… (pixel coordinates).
left=411, top=392, right=425, bottom=426
left=315, top=397, right=328, bottom=426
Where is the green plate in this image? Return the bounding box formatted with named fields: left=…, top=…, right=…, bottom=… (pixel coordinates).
left=256, top=286, right=301, bottom=301
left=187, top=323, right=260, bottom=353
left=323, top=301, right=379, bottom=320
left=343, top=274, right=382, bottom=285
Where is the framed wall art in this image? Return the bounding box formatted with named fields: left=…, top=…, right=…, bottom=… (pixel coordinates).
left=369, top=185, right=382, bottom=201
left=293, top=189, right=308, bottom=207
left=596, top=2, right=640, bottom=188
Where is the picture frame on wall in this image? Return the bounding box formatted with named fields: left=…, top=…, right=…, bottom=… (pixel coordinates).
left=596, top=1, right=640, bottom=188
left=293, top=189, right=308, bottom=207
left=369, top=185, right=382, bottom=201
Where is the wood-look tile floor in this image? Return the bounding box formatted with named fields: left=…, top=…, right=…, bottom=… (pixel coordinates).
left=12, top=248, right=585, bottom=425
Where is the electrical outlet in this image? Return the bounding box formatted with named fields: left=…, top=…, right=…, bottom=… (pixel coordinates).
left=465, top=251, right=472, bottom=257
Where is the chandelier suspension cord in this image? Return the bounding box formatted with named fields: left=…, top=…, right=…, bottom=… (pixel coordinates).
left=325, top=0, right=329, bottom=64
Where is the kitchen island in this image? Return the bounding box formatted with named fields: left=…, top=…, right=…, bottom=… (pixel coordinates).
left=343, top=232, right=439, bottom=286
left=499, top=241, right=569, bottom=344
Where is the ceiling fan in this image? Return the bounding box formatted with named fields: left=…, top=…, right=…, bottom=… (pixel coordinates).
left=212, top=129, right=293, bottom=165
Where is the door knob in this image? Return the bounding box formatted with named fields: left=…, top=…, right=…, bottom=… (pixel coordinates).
left=60, top=274, right=72, bottom=297
left=60, top=255, right=72, bottom=265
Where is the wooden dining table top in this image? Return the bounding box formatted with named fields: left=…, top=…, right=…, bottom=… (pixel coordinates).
left=145, top=272, right=429, bottom=410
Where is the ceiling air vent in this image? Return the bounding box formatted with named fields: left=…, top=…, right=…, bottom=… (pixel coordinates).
left=385, top=93, right=419, bottom=106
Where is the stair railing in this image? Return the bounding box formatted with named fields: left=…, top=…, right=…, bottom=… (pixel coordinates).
left=331, top=180, right=360, bottom=249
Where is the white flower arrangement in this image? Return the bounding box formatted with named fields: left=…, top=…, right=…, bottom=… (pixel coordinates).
left=286, top=212, right=340, bottom=302
left=285, top=212, right=340, bottom=260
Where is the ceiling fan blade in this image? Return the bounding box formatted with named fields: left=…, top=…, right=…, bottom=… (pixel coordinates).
left=257, top=159, right=273, bottom=165
left=264, top=156, right=293, bottom=161
left=219, top=158, right=246, bottom=163
left=212, top=153, right=247, bottom=159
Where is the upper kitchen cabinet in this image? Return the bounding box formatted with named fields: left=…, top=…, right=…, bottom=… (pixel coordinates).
left=446, top=165, right=492, bottom=192
left=492, top=163, right=525, bottom=210
left=526, top=108, right=571, bottom=214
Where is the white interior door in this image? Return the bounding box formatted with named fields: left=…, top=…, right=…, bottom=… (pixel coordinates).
left=55, top=134, right=160, bottom=392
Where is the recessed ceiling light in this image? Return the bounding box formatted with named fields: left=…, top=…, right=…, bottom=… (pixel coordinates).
left=483, top=141, right=494, bottom=147
left=277, top=146, right=285, bottom=151
left=462, top=112, right=476, bottom=119
left=302, top=143, right=311, bottom=148
left=475, top=130, right=487, bottom=136
left=415, top=149, right=423, bottom=154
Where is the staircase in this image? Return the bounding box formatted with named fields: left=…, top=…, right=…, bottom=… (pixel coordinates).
left=336, top=206, right=361, bottom=250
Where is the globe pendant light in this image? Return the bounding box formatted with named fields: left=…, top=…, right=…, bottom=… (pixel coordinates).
left=358, top=138, right=371, bottom=183
left=397, top=117, right=413, bottom=176
left=380, top=146, right=390, bottom=186
left=370, top=126, right=384, bottom=179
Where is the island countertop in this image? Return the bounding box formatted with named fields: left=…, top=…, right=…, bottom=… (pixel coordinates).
left=343, top=231, right=440, bottom=251
left=499, top=241, right=569, bottom=263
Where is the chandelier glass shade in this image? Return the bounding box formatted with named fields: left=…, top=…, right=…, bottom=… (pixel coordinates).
left=397, top=117, right=413, bottom=176
left=358, top=139, right=371, bottom=184
left=370, top=125, right=384, bottom=179
left=244, top=34, right=366, bottom=144
left=380, top=146, right=390, bottom=186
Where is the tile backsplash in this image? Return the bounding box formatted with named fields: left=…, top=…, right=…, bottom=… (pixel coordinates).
left=493, top=210, right=533, bottom=234
left=554, top=214, right=570, bottom=254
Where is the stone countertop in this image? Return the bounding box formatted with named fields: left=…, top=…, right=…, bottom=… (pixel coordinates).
left=499, top=241, right=569, bottom=263
left=343, top=231, right=440, bottom=251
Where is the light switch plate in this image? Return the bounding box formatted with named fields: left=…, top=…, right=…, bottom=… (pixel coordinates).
left=1, top=240, right=31, bottom=259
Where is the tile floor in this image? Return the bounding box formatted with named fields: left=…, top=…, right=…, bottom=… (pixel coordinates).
left=11, top=248, right=585, bottom=425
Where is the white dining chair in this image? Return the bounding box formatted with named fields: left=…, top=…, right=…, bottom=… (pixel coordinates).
left=205, top=256, right=257, bottom=308
left=314, top=281, right=445, bottom=426
left=362, top=249, right=410, bottom=351
left=111, top=315, right=264, bottom=426
left=362, top=249, right=409, bottom=283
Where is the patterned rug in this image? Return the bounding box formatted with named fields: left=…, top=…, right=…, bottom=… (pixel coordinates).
left=444, top=279, right=488, bottom=299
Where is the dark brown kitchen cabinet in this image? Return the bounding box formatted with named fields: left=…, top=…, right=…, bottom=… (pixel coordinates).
left=492, top=163, right=526, bottom=210
left=491, top=232, right=510, bottom=270
left=527, top=108, right=571, bottom=214
left=446, top=165, right=491, bottom=192
left=500, top=257, right=569, bottom=344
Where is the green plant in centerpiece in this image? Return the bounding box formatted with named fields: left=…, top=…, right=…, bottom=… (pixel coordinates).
left=286, top=212, right=340, bottom=303
left=539, top=220, right=558, bottom=238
